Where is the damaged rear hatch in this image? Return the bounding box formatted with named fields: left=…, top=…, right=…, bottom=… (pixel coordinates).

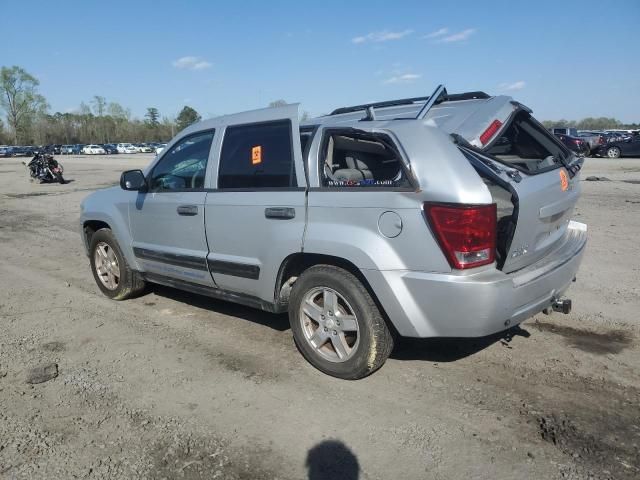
left=427, top=96, right=584, bottom=273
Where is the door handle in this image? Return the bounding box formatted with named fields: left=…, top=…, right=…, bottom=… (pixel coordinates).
left=265, top=207, right=295, bottom=219
left=177, top=205, right=198, bottom=216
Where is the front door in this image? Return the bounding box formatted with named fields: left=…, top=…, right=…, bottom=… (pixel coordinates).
left=204, top=105, right=307, bottom=302
left=129, top=130, right=216, bottom=286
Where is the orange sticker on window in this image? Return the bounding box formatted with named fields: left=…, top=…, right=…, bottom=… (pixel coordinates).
left=251, top=145, right=262, bottom=165
left=559, top=169, right=569, bottom=191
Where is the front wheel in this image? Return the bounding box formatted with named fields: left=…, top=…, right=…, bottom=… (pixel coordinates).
left=55, top=172, right=65, bottom=184
left=288, top=265, right=394, bottom=379
left=607, top=146, right=621, bottom=158
left=89, top=228, right=145, bottom=300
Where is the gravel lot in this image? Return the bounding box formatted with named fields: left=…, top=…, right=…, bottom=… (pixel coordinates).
left=0, top=153, right=639, bottom=479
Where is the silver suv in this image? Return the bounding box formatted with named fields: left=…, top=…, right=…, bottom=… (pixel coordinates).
left=80, top=85, right=587, bottom=379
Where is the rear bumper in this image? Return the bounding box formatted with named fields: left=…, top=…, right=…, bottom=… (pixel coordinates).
left=363, top=221, right=587, bottom=338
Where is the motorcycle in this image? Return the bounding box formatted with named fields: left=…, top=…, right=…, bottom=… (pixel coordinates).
left=24, top=151, right=66, bottom=184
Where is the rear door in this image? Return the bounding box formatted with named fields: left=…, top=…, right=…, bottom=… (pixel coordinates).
left=204, top=105, right=307, bottom=302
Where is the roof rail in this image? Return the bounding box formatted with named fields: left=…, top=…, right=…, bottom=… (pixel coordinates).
left=328, top=90, right=490, bottom=116
left=329, top=96, right=430, bottom=116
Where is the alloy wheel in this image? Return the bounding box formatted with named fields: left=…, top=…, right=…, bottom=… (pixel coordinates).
left=299, top=287, right=360, bottom=363
left=94, top=242, right=120, bottom=290
left=607, top=147, right=621, bottom=158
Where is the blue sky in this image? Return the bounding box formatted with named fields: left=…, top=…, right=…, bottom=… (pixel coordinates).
left=2, top=0, right=639, bottom=122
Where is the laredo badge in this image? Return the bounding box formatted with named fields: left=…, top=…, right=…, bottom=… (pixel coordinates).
left=559, top=169, right=569, bottom=191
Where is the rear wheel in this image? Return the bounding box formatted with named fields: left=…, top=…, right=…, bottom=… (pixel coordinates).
left=89, top=228, right=145, bottom=300
left=606, top=146, right=621, bottom=159
left=288, top=265, right=394, bottom=379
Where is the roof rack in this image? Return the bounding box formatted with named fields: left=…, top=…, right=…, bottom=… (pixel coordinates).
left=328, top=89, right=490, bottom=116
left=329, top=96, right=430, bottom=116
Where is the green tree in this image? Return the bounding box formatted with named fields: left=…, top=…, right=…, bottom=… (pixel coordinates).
left=176, top=106, right=201, bottom=131
left=0, top=66, right=48, bottom=144
left=91, top=95, right=107, bottom=116
left=0, top=117, right=6, bottom=144
left=268, top=99, right=288, bottom=108
left=145, top=107, right=160, bottom=127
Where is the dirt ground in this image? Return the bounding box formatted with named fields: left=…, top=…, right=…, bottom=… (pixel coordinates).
left=0, top=153, right=639, bottom=480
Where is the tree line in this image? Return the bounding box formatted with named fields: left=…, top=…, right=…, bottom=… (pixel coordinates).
left=541, top=118, right=640, bottom=131
left=0, top=65, right=202, bottom=145
left=1, top=64, right=636, bottom=145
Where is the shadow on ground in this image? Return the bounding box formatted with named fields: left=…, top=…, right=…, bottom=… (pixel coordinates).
left=391, top=326, right=531, bottom=362
left=306, top=440, right=359, bottom=480
left=148, top=285, right=533, bottom=362
left=149, top=284, right=291, bottom=331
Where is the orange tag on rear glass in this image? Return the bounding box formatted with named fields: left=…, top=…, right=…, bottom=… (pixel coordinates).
left=559, top=169, right=569, bottom=191
left=251, top=145, right=262, bottom=165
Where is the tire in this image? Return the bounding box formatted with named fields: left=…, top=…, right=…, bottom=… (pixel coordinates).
left=89, top=228, right=145, bottom=300
left=606, top=146, right=621, bottom=159
left=55, top=172, right=65, bottom=184
left=288, top=265, right=394, bottom=379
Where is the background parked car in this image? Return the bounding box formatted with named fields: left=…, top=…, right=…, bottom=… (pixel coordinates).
left=154, top=143, right=167, bottom=154
left=0, top=146, right=12, bottom=157
left=551, top=127, right=579, bottom=137
left=82, top=144, right=106, bottom=155
left=101, top=144, right=119, bottom=154
left=597, top=135, right=640, bottom=158
left=60, top=145, right=74, bottom=154
left=575, top=131, right=604, bottom=155
left=12, top=146, right=35, bottom=156
left=605, top=131, right=632, bottom=142
left=133, top=143, right=153, bottom=153
left=116, top=143, right=137, bottom=154
left=72, top=144, right=85, bottom=154
left=554, top=134, right=590, bottom=156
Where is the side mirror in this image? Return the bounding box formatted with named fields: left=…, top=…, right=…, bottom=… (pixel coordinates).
left=120, top=169, right=147, bottom=191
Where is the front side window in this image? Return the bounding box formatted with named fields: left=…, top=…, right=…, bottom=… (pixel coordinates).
left=149, top=131, right=214, bottom=191
left=218, top=120, right=296, bottom=189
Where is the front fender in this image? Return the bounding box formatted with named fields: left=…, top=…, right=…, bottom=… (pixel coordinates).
left=80, top=188, right=140, bottom=270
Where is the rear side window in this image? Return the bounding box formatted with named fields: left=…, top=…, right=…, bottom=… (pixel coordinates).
left=321, top=131, right=412, bottom=188
left=487, top=112, right=568, bottom=173
left=218, top=120, right=296, bottom=189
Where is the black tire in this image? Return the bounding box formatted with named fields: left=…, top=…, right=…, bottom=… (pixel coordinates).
left=89, top=228, right=145, bottom=300
left=288, top=265, right=394, bottom=379
left=55, top=172, right=65, bottom=184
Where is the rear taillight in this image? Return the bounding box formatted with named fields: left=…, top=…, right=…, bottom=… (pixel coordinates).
left=479, top=120, right=503, bottom=145
left=424, top=203, right=497, bottom=269
left=574, top=139, right=581, bottom=145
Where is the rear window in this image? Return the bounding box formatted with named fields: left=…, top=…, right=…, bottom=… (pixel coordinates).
left=321, top=131, right=412, bottom=188
left=486, top=112, right=568, bottom=173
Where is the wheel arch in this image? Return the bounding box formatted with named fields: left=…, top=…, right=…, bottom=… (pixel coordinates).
left=81, top=210, right=139, bottom=270
left=274, top=252, right=399, bottom=337
left=83, top=219, right=111, bottom=251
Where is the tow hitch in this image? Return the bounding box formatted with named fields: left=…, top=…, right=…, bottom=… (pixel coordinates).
left=544, top=298, right=572, bottom=315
